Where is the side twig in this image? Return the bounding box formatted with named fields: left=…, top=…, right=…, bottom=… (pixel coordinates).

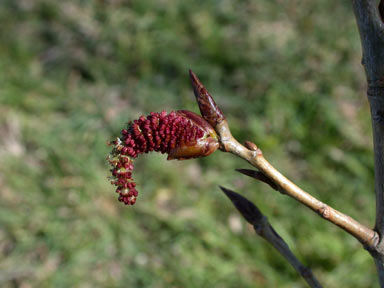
left=220, top=186, right=322, bottom=288
left=189, top=69, right=379, bottom=250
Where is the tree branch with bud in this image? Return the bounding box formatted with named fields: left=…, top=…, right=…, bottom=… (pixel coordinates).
left=189, top=69, right=379, bottom=250
left=107, top=1, right=384, bottom=284
left=106, top=67, right=383, bottom=286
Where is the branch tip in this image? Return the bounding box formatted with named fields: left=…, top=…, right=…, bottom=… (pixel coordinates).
left=380, top=0, right=384, bottom=23
left=189, top=70, right=225, bottom=127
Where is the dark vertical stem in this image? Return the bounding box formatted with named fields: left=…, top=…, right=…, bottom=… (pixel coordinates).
left=353, top=0, right=384, bottom=285
left=369, top=93, right=384, bottom=235
left=353, top=0, right=384, bottom=240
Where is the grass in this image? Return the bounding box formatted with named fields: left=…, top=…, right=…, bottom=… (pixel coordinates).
left=0, top=0, right=378, bottom=287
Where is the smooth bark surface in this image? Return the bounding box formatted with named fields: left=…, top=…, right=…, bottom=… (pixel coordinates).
left=353, top=0, right=384, bottom=238
left=353, top=0, right=384, bottom=285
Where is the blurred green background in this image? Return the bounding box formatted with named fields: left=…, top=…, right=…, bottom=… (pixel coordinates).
left=0, top=0, right=378, bottom=287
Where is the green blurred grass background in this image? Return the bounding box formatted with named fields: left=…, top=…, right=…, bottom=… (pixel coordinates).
left=0, top=0, right=378, bottom=287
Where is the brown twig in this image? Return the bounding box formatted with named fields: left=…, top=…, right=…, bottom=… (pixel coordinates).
left=220, top=186, right=323, bottom=288
left=189, top=70, right=379, bottom=250
left=221, top=123, right=379, bottom=247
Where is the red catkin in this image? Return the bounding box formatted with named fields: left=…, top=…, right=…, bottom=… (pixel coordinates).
left=107, top=110, right=218, bottom=206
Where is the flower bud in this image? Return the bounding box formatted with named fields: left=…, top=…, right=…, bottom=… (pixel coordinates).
left=107, top=110, right=219, bottom=206
left=189, top=70, right=225, bottom=127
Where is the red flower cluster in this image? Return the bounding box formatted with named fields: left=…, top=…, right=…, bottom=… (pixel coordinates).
left=108, top=110, right=219, bottom=206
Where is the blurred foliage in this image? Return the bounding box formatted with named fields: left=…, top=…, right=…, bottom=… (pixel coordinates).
left=0, top=0, right=378, bottom=287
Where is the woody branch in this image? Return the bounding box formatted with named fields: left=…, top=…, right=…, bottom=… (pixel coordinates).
left=189, top=69, right=379, bottom=249
left=353, top=0, right=384, bottom=285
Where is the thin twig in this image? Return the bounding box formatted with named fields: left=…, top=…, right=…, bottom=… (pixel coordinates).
left=189, top=70, right=379, bottom=250
left=220, top=186, right=323, bottom=288
left=220, top=124, right=379, bottom=247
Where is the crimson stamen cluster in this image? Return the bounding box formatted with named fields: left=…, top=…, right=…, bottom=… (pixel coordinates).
left=108, top=110, right=208, bottom=205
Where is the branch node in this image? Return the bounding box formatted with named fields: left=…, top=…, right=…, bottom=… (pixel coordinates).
left=318, top=205, right=331, bottom=219
left=244, top=141, right=258, bottom=151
